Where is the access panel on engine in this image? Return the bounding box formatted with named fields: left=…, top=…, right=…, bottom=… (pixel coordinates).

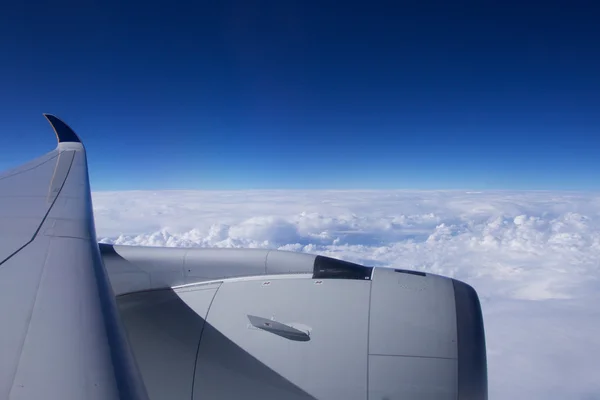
left=193, top=275, right=371, bottom=400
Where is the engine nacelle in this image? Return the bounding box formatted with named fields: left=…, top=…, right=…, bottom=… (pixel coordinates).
left=101, top=244, right=487, bottom=400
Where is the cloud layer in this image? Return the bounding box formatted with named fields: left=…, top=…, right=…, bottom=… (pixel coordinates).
left=93, top=190, right=600, bottom=399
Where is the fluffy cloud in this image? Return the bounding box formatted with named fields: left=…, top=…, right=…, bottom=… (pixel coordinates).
left=93, top=190, right=600, bottom=400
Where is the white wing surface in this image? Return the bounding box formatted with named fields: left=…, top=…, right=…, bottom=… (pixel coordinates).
left=0, top=115, right=147, bottom=400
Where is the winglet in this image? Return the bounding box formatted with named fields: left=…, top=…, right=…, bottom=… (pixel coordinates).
left=43, top=114, right=82, bottom=143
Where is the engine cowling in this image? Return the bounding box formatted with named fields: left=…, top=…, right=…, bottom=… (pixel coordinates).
left=102, top=245, right=487, bottom=400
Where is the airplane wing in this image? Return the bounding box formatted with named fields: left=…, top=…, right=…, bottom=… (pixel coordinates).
left=1, top=115, right=487, bottom=400
left=0, top=115, right=147, bottom=400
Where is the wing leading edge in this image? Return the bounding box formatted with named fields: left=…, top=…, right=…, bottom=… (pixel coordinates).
left=0, top=116, right=147, bottom=400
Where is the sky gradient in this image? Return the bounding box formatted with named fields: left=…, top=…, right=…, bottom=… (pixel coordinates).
left=1, top=1, right=599, bottom=190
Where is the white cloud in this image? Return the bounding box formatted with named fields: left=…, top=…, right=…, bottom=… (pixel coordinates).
left=93, top=190, right=600, bottom=400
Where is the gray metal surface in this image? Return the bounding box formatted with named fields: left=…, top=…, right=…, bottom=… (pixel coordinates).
left=453, top=279, right=488, bottom=400
left=117, top=283, right=221, bottom=400
left=369, top=267, right=457, bottom=358
left=368, top=355, right=457, bottom=400
left=106, top=243, right=487, bottom=400
left=101, top=244, right=316, bottom=295
left=195, top=276, right=370, bottom=400
left=367, top=268, right=459, bottom=399
left=0, top=151, right=61, bottom=263
left=0, top=116, right=147, bottom=400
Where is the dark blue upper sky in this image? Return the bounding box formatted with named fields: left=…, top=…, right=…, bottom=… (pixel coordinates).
left=1, top=1, right=598, bottom=190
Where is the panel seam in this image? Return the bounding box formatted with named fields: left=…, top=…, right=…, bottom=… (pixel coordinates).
left=0, top=153, right=58, bottom=183
left=452, top=280, right=460, bottom=400
left=190, top=283, right=221, bottom=400
left=366, top=279, right=373, bottom=399
left=0, top=151, right=75, bottom=267
left=7, top=237, right=53, bottom=397
left=264, top=250, right=272, bottom=274
left=368, top=353, right=457, bottom=360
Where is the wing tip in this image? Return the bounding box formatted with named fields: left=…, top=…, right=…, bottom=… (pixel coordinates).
left=43, top=114, right=82, bottom=143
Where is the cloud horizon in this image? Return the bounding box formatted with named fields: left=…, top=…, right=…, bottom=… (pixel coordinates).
left=93, top=189, right=600, bottom=399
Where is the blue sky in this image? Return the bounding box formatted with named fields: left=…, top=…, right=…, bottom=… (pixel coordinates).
left=0, top=1, right=598, bottom=190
